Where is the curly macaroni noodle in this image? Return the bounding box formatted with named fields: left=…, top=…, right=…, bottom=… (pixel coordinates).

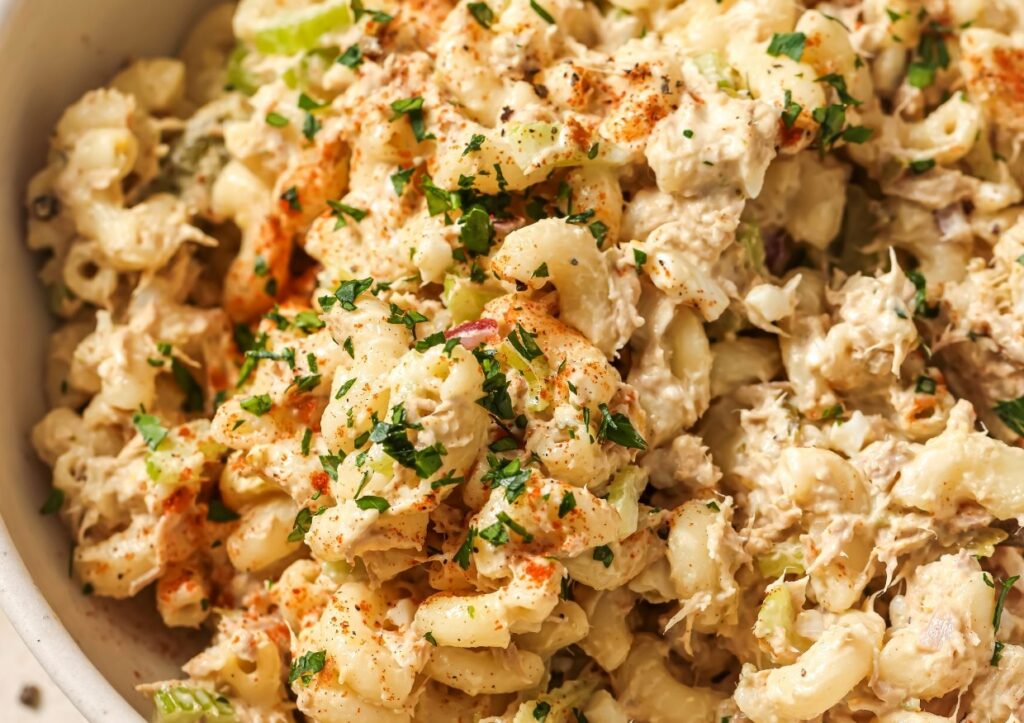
left=25, top=0, right=1024, bottom=721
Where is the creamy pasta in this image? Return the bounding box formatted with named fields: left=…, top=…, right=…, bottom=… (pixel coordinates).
left=26, top=0, right=1024, bottom=721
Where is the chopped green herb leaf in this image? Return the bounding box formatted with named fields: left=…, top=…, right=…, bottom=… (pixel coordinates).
left=767, top=32, right=806, bottom=62
left=592, top=544, right=614, bottom=568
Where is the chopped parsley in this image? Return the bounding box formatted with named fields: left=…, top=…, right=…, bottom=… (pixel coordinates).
left=909, top=158, right=936, bottom=174
left=990, top=574, right=1021, bottom=666
left=633, top=248, right=647, bottom=273
left=389, top=96, right=434, bottom=142
left=281, top=186, right=302, bottom=212
left=288, top=650, right=327, bottom=686
left=587, top=142, right=600, bottom=159
left=319, top=454, right=344, bottom=481
left=40, top=487, right=65, bottom=515
left=683, top=129, right=694, bottom=139
left=532, top=262, right=549, bottom=278
left=766, top=32, right=806, bottom=62
left=265, top=111, right=289, bottom=127
left=333, top=277, right=374, bottom=311
left=369, top=404, right=447, bottom=477
left=431, top=470, right=465, bottom=490
left=462, top=133, right=486, bottom=155
left=908, top=21, right=950, bottom=89
left=781, top=89, right=802, bottom=128
left=454, top=528, right=476, bottom=569
left=458, top=205, right=495, bottom=255
left=481, top=455, right=531, bottom=503
left=812, top=104, right=847, bottom=150
left=327, top=200, right=368, bottom=229
left=817, top=73, right=862, bottom=106
left=300, top=428, right=313, bottom=456
left=355, top=495, right=390, bottom=512
left=994, top=396, right=1024, bottom=436
left=558, top=491, right=576, bottom=518
left=386, top=303, right=429, bottom=338
left=467, top=2, right=494, bottom=28
left=132, top=411, right=168, bottom=450
left=207, top=499, right=241, bottom=522
left=171, top=358, right=205, bottom=412
left=351, top=0, right=392, bottom=23
left=473, top=347, right=515, bottom=420
left=529, top=0, right=555, bottom=24
left=592, top=544, right=614, bottom=568
left=240, top=394, right=272, bottom=416
left=391, top=166, right=415, bottom=196
left=507, top=323, right=544, bottom=362
left=288, top=508, right=313, bottom=542
left=415, top=331, right=447, bottom=352
left=821, top=403, right=845, bottom=421
left=293, top=310, right=325, bottom=333
left=533, top=702, right=552, bottom=721
left=337, top=44, right=363, bottom=69
left=906, top=269, right=938, bottom=317
left=423, top=631, right=438, bottom=646
left=596, top=404, right=647, bottom=450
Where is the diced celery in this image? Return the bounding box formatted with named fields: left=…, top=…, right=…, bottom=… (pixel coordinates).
left=606, top=465, right=646, bottom=539
left=694, top=52, right=741, bottom=93
left=146, top=424, right=226, bottom=487
left=240, top=0, right=353, bottom=56
left=442, top=275, right=503, bottom=323
left=962, top=527, right=1009, bottom=558
left=322, top=559, right=366, bottom=584
left=756, top=539, right=805, bottom=577
left=753, top=584, right=811, bottom=660
left=737, top=222, right=764, bottom=272
left=498, top=341, right=550, bottom=413
left=225, top=45, right=259, bottom=96
left=152, top=685, right=236, bottom=723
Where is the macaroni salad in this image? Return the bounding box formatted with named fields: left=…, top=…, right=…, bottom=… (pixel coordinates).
left=25, top=0, right=1024, bottom=720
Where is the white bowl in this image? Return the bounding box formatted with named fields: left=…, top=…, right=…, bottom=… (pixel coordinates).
left=0, top=1, right=217, bottom=719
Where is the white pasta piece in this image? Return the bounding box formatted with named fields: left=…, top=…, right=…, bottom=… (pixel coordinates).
left=709, top=337, right=782, bottom=399
left=581, top=690, right=631, bottom=723
left=611, top=634, right=726, bottom=723
left=156, top=561, right=211, bottom=629
left=294, top=582, right=425, bottom=717
left=743, top=276, right=802, bottom=334
left=413, top=558, right=562, bottom=647
left=424, top=646, right=545, bottom=696
left=628, top=293, right=712, bottom=447
left=892, top=400, right=1024, bottom=521
left=490, top=219, right=641, bottom=358
left=664, top=499, right=742, bottom=630
left=226, top=495, right=302, bottom=573
left=875, top=552, right=995, bottom=701
left=658, top=0, right=796, bottom=55
left=645, top=67, right=778, bottom=198
left=515, top=600, right=590, bottom=658
left=748, top=153, right=850, bottom=249
left=110, top=58, right=186, bottom=114
left=734, top=611, right=885, bottom=723
left=963, top=643, right=1024, bottom=722
left=183, top=613, right=290, bottom=711
left=564, top=529, right=664, bottom=591
left=576, top=586, right=637, bottom=672
left=777, top=447, right=875, bottom=612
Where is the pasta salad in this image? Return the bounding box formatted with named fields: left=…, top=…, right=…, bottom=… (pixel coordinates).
left=25, top=0, right=1024, bottom=720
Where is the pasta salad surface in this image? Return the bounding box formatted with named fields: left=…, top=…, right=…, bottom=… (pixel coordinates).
left=25, top=0, right=1024, bottom=721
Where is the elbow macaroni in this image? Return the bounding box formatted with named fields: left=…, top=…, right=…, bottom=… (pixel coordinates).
left=22, top=1, right=1024, bottom=720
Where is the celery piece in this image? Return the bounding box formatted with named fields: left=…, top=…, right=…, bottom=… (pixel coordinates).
left=152, top=686, right=236, bottom=723
left=606, top=465, right=646, bottom=539
left=237, top=0, right=353, bottom=56
left=442, top=275, right=503, bottom=323
left=756, top=539, right=805, bottom=577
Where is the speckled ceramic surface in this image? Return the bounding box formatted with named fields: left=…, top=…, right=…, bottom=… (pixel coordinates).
left=0, top=2, right=216, bottom=720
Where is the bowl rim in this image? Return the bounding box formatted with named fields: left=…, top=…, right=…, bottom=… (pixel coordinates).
left=0, top=0, right=145, bottom=715
left=0, top=520, right=144, bottom=722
